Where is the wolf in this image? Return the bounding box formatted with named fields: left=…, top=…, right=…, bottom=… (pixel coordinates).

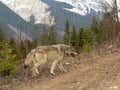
left=24, top=44, right=78, bottom=76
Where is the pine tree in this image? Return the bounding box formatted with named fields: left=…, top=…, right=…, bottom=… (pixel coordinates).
left=48, top=25, right=57, bottom=45
left=17, top=41, right=27, bottom=59
left=0, top=43, right=17, bottom=76
left=0, top=28, right=7, bottom=60
left=0, top=29, right=17, bottom=76
left=40, top=28, right=49, bottom=45
left=70, top=25, right=77, bottom=47
left=64, top=19, right=70, bottom=45
left=83, top=28, right=95, bottom=52
left=17, top=39, right=37, bottom=59
left=77, top=28, right=85, bottom=51
left=0, top=29, right=6, bottom=41
left=91, top=16, right=99, bottom=36
left=98, top=21, right=109, bottom=44
left=8, top=38, right=17, bottom=54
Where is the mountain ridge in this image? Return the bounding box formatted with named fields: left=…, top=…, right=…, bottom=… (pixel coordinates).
left=0, top=0, right=120, bottom=40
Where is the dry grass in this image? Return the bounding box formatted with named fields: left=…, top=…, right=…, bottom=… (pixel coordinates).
left=0, top=45, right=120, bottom=90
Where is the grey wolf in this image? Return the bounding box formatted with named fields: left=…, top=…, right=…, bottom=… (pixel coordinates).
left=24, top=44, right=77, bottom=76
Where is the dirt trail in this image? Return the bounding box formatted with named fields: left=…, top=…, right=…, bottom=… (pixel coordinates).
left=1, top=53, right=120, bottom=90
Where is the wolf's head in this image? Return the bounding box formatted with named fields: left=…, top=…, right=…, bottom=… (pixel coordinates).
left=64, top=45, right=78, bottom=57
left=53, top=44, right=78, bottom=57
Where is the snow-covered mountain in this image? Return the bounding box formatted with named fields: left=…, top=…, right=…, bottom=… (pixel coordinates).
left=1, top=0, right=120, bottom=20
left=0, top=0, right=120, bottom=40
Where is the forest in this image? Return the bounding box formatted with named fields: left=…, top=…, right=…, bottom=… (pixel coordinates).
left=0, top=0, right=119, bottom=78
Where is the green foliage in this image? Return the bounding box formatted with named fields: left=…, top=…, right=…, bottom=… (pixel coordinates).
left=64, top=34, right=68, bottom=45
left=75, top=27, right=95, bottom=52
left=0, top=42, right=17, bottom=76
left=0, top=30, right=37, bottom=76
left=83, top=43, right=93, bottom=52
left=48, top=25, right=57, bottom=45
left=91, top=16, right=103, bottom=44
left=40, top=31, right=48, bottom=45
left=69, top=25, right=95, bottom=52
left=82, top=28, right=95, bottom=52
left=91, top=11, right=119, bottom=45
left=0, top=60, right=16, bottom=76
left=0, top=28, right=6, bottom=41
left=70, top=25, right=77, bottom=46
left=97, top=22, right=109, bottom=44
left=64, top=19, right=70, bottom=45
left=70, top=25, right=78, bottom=51
left=77, top=28, right=85, bottom=52
left=91, top=16, right=99, bottom=34
left=17, top=39, right=37, bottom=59
left=8, top=38, right=17, bottom=54
left=101, top=12, right=115, bottom=41
left=65, top=19, right=70, bottom=35
left=40, top=25, right=57, bottom=45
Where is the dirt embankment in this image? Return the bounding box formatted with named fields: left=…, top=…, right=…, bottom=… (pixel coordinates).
left=1, top=52, right=120, bottom=90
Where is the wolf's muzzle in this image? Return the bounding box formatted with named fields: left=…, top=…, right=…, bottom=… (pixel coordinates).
left=71, top=52, right=78, bottom=58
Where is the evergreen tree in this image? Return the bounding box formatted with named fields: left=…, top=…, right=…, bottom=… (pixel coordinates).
left=40, top=32, right=48, bottom=45
left=0, top=28, right=8, bottom=59
left=98, top=21, right=108, bottom=44
left=0, top=29, right=17, bottom=76
left=91, top=16, right=99, bottom=36
left=64, top=19, right=70, bottom=44
left=77, top=28, right=85, bottom=51
left=0, top=43, right=17, bottom=76
left=40, top=28, right=49, bottom=45
left=48, top=25, right=57, bottom=45
left=0, top=29, right=6, bottom=41
left=91, top=15, right=110, bottom=44
left=102, top=12, right=113, bottom=41
left=8, top=38, right=17, bottom=54
left=17, top=41, right=27, bottom=59
left=83, top=28, right=95, bottom=52
left=17, top=39, right=37, bottom=59
left=70, top=25, right=77, bottom=47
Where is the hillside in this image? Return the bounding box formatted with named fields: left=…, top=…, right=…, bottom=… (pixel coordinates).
left=1, top=51, right=120, bottom=90
left=1, top=0, right=120, bottom=40
left=0, top=2, right=33, bottom=40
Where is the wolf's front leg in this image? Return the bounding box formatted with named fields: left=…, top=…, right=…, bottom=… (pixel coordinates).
left=58, top=62, right=67, bottom=72
left=32, top=65, right=39, bottom=77
left=50, top=60, right=59, bottom=75
left=50, top=55, right=64, bottom=75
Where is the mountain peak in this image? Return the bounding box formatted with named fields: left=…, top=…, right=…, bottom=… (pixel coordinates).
left=0, top=0, right=120, bottom=40
left=1, top=0, right=120, bottom=23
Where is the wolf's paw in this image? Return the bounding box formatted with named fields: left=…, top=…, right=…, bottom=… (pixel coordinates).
left=50, top=72, right=56, bottom=75
left=63, top=69, right=67, bottom=72
left=32, top=73, right=37, bottom=77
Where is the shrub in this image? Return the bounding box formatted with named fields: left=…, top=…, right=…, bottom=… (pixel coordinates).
left=82, top=28, right=95, bottom=52
left=0, top=43, right=17, bottom=76
left=83, top=43, right=93, bottom=52
left=0, top=60, right=16, bottom=76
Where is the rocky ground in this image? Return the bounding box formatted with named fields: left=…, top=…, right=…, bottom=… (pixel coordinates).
left=0, top=49, right=120, bottom=90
